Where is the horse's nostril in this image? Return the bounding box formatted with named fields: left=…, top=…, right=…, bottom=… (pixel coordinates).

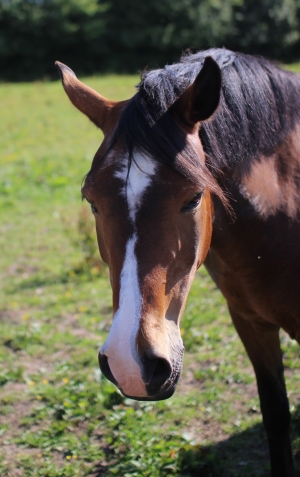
left=98, top=353, right=118, bottom=386
left=143, top=355, right=172, bottom=393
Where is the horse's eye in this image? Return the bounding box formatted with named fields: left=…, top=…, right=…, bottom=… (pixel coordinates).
left=182, top=192, right=203, bottom=212
left=91, top=203, right=99, bottom=214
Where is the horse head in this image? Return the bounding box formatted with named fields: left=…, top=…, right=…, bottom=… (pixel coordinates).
left=56, top=58, right=223, bottom=400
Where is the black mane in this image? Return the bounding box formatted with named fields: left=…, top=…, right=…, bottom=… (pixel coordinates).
left=105, top=48, right=300, bottom=201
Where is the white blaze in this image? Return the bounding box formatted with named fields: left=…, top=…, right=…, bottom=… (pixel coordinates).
left=101, top=152, right=156, bottom=397
left=115, top=152, right=156, bottom=222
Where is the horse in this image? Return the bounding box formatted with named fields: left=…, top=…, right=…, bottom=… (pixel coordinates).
left=56, top=48, right=300, bottom=477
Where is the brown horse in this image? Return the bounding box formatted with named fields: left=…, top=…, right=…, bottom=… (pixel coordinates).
left=56, top=48, right=300, bottom=477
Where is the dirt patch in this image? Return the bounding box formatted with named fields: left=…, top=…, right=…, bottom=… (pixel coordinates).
left=56, top=313, right=99, bottom=341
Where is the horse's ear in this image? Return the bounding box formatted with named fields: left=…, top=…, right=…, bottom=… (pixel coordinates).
left=177, top=56, right=222, bottom=125
left=55, top=61, right=116, bottom=132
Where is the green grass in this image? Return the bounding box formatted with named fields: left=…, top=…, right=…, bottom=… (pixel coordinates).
left=1, top=71, right=300, bottom=477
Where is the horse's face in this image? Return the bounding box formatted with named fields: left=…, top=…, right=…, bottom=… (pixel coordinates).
left=56, top=58, right=221, bottom=400
left=82, top=147, right=213, bottom=399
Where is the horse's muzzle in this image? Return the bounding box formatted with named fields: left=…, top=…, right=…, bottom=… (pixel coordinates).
left=98, top=349, right=183, bottom=401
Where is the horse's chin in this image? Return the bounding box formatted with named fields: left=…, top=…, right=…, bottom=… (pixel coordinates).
left=120, top=386, right=176, bottom=401
left=118, top=362, right=183, bottom=401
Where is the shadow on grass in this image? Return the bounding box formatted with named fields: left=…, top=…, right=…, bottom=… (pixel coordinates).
left=92, top=406, right=300, bottom=477
left=178, top=406, right=300, bottom=477
left=178, top=421, right=270, bottom=477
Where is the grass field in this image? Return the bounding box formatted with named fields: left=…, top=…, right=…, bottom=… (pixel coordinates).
left=1, top=67, right=300, bottom=477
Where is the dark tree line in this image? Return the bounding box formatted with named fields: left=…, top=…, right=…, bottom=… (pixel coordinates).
left=1, top=0, right=300, bottom=80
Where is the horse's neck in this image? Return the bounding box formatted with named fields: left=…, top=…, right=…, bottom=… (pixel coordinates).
left=216, top=122, right=300, bottom=224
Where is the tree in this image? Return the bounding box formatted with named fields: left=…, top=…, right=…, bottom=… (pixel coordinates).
left=229, top=0, right=300, bottom=60
left=1, top=0, right=300, bottom=80
left=0, top=0, right=108, bottom=80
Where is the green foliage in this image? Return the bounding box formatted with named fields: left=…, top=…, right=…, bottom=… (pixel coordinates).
left=0, top=364, right=24, bottom=386
left=1, top=0, right=300, bottom=80
left=104, top=0, right=240, bottom=71
left=0, top=0, right=108, bottom=80
left=229, top=0, right=300, bottom=58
